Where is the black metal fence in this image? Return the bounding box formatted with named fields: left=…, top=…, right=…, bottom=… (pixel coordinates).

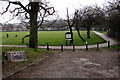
left=46, top=41, right=111, bottom=51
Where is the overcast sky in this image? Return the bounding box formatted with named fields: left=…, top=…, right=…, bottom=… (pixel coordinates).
left=0, top=0, right=109, bottom=24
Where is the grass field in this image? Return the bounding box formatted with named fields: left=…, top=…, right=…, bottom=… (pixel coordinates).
left=2, top=31, right=106, bottom=46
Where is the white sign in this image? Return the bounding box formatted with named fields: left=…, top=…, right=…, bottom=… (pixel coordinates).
left=66, top=34, right=71, bottom=38
left=7, top=51, right=27, bottom=62
left=65, top=33, right=72, bottom=40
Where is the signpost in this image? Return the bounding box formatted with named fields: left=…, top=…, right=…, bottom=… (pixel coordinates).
left=65, top=32, right=72, bottom=46
left=7, top=51, right=27, bottom=62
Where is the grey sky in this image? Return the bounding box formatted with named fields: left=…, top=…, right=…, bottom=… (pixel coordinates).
left=0, top=0, right=109, bottom=24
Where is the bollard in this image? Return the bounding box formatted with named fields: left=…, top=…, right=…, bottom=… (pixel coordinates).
left=61, top=42, right=63, bottom=52
left=97, top=41, right=99, bottom=50
left=73, top=43, right=75, bottom=52
left=108, top=41, right=110, bottom=48
left=6, top=34, right=9, bottom=38
left=2, top=51, right=5, bottom=63
left=47, top=43, right=49, bottom=51
left=86, top=41, right=88, bottom=50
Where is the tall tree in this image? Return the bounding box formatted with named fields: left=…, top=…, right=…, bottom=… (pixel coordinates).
left=1, top=0, right=55, bottom=48
left=106, top=0, right=120, bottom=40
left=66, top=8, right=76, bottom=44
left=82, top=6, right=95, bottom=38
left=75, top=6, right=105, bottom=38
left=73, top=10, right=85, bottom=41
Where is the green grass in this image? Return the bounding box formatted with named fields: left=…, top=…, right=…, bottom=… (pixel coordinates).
left=2, top=31, right=106, bottom=46
left=96, top=30, right=107, bottom=35
left=2, top=47, right=52, bottom=76
left=109, top=45, right=120, bottom=50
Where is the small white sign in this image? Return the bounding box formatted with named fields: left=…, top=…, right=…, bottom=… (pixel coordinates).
left=65, top=33, right=72, bottom=40
left=7, top=51, right=27, bottom=62
left=66, top=34, right=71, bottom=38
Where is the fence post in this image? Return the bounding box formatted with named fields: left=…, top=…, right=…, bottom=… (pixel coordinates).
left=2, top=51, right=5, bottom=63
left=97, top=41, right=99, bottom=50
left=73, top=43, right=75, bottom=52
left=47, top=43, right=49, bottom=51
left=86, top=41, right=88, bottom=50
left=61, top=42, right=63, bottom=52
left=108, top=41, right=110, bottom=48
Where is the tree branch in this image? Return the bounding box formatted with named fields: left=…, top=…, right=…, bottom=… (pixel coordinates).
left=10, top=7, right=21, bottom=13
left=38, top=11, right=47, bottom=28
left=25, top=13, right=29, bottom=19
left=9, top=1, right=29, bottom=13
left=39, top=5, right=55, bottom=15
left=0, top=2, right=10, bottom=15
left=46, top=7, right=55, bottom=15
left=15, top=10, right=26, bottom=16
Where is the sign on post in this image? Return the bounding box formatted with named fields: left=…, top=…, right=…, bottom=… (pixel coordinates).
left=7, top=51, right=27, bottom=62
left=65, top=32, right=72, bottom=40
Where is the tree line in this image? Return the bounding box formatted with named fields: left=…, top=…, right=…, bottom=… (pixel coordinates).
left=59, top=0, right=120, bottom=43
left=1, top=0, right=120, bottom=48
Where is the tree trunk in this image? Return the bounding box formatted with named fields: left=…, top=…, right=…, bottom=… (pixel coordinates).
left=77, top=29, right=85, bottom=41
left=67, top=8, right=74, bottom=44
left=69, top=26, right=74, bottom=44
left=29, top=2, right=39, bottom=48
left=87, top=26, right=91, bottom=38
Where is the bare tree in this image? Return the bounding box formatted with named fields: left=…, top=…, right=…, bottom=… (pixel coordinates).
left=66, top=8, right=77, bottom=44
left=73, top=5, right=105, bottom=39
left=1, top=0, right=55, bottom=48
left=106, top=0, right=120, bottom=41
left=82, top=6, right=96, bottom=38
left=73, top=9, right=86, bottom=41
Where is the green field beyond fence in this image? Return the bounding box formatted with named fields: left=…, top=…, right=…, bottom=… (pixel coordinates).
left=2, top=31, right=106, bottom=46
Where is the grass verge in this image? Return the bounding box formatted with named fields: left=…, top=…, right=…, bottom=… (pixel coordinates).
left=96, top=30, right=107, bottom=35
left=2, top=47, right=53, bottom=78
left=108, top=45, right=120, bottom=50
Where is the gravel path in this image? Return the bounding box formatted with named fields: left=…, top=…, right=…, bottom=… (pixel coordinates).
left=8, top=48, right=119, bottom=78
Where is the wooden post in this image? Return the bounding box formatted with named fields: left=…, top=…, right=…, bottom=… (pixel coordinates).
left=47, top=43, right=49, bottom=51
left=86, top=41, right=88, bottom=50
left=2, top=51, right=5, bottom=63
left=97, top=41, right=99, bottom=50
left=108, top=41, right=110, bottom=48
left=61, top=42, right=63, bottom=52
left=6, top=34, right=9, bottom=38
left=73, top=43, right=75, bottom=52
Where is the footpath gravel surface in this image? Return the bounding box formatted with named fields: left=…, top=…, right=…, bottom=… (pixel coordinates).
left=8, top=48, right=119, bottom=78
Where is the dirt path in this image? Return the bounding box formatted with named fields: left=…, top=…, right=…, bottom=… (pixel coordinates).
left=8, top=48, right=118, bottom=78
